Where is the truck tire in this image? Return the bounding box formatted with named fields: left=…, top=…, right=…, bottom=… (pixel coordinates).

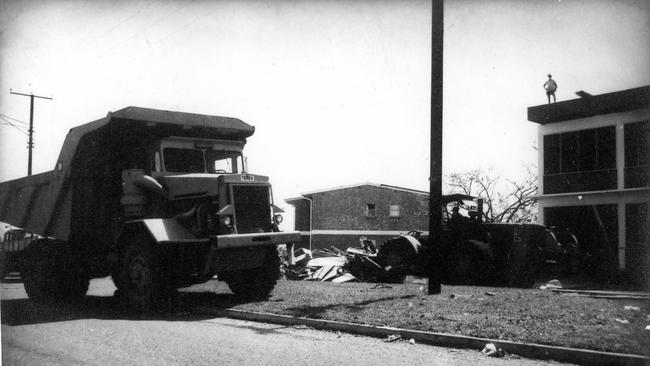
left=222, top=246, right=280, bottom=300
left=449, top=240, right=492, bottom=285
left=20, top=240, right=89, bottom=302
left=117, top=236, right=164, bottom=312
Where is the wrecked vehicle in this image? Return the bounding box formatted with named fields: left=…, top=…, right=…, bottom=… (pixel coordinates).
left=378, top=194, right=580, bottom=287
left=0, top=107, right=300, bottom=310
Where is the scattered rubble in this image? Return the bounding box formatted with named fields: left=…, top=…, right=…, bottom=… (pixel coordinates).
left=551, top=289, right=650, bottom=300
left=280, top=238, right=406, bottom=283
left=623, top=305, right=641, bottom=311
left=481, top=343, right=503, bottom=357
left=539, top=279, right=562, bottom=290
left=384, top=334, right=402, bottom=342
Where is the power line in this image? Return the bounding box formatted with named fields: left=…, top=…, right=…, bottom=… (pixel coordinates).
left=0, top=115, right=28, bottom=131
left=1, top=120, right=29, bottom=136
left=0, top=113, right=28, bottom=125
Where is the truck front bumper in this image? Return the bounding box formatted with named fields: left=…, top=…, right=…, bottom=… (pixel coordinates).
left=202, top=231, right=301, bottom=276
left=210, top=231, right=301, bottom=249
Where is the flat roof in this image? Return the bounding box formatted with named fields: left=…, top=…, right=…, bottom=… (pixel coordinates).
left=527, top=85, right=650, bottom=125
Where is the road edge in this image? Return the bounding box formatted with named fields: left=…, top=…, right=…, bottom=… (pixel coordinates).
left=217, top=308, right=649, bottom=366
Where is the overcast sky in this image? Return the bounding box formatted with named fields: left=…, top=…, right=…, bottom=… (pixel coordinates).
left=1, top=0, right=649, bottom=230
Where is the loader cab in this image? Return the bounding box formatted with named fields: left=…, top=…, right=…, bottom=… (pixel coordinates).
left=442, top=194, right=483, bottom=225
left=149, top=137, right=246, bottom=177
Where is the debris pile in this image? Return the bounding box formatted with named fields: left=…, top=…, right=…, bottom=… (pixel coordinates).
left=481, top=343, right=504, bottom=358
left=280, top=238, right=404, bottom=283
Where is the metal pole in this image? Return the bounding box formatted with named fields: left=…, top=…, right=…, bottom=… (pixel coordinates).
left=9, top=90, right=53, bottom=176
left=428, top=0, right=443, bottom=295
left=28, top=95, right=34, bottom=176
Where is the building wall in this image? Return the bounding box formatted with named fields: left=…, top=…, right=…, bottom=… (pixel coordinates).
left=536, top=108, right=649, bottom=287
left=311, top=185, right=428, bottom=231
left=289, top=185, right=429, bottom=251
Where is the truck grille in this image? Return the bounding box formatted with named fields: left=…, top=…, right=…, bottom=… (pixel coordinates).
left=232, top=185, right=271, bottom=234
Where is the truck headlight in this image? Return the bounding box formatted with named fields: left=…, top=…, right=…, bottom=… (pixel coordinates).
left=221, top=215, right=233, bottom=226
left=273, top=214, right=283, bottom=224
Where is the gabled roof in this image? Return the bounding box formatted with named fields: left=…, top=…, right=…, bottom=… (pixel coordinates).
left=285, top=182, right=429, bottom=204
left=527, top=85, right=650, bottom=125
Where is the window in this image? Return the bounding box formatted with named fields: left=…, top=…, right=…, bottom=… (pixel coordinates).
left=543, top=126, right=617, bottom=193
left=163, top=148, right=205, bottom=173
left=624, top=121, right=650, bottom=188
left=366, top=203, right=376, bottom=218
left=206, top=150, right=241, bottom=174
left=389, top=205, right=401, bottom=218
left=162, top=148, right=242, bottom=174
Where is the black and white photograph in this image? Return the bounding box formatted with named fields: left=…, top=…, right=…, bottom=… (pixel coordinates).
left=0, top=0, right=649, bottom=365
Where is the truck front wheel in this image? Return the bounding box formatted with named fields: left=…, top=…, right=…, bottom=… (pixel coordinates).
left=221, top=246, right=280, bottom=300
left=117, top=237, right=164, bottom=312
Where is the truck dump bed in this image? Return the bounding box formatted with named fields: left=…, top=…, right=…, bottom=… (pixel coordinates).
left=0, top=106, right=255, bottom=241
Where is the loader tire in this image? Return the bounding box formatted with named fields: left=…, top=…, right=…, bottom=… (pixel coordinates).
left=222, top=246, right=280, bottom=300
left=376, top=236, right=421, bottom=284
left=117, top=236, right=164, bottom=313
left=449, top=241, right=492, bottom=285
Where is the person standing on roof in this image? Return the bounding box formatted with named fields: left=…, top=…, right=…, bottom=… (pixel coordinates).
left=544, top=74, right=557, bottom=104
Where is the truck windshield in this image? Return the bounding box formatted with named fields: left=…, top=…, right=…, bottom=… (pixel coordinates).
left=164, top=148, right=205, bottom=173
left=163, top=148, right=241, bottom=173
left=206, top=150, right=241, bottom=173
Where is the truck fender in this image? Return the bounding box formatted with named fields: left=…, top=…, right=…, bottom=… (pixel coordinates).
left=119, top=218, right=198, bottom=245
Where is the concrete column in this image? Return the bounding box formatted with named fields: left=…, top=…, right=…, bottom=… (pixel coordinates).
left=616, top=123, right=625, bottom=190
left=538, top=129, right=545, bottom=196
left=617, top=202, right=626, bottom=271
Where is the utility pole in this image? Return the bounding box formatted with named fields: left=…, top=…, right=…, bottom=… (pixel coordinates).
left=428, top=0, right=443, bottom=295
left=10, top=90, right=53, bottom=176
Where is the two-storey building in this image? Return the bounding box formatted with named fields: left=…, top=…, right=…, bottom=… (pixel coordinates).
left=528, top=86, right=649, bottom=287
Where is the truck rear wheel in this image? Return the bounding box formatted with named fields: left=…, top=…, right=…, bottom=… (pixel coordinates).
left=222, top=246, right=280, bottom=300
left=21, top=240, right=89, bottom=302
left=117, top=236, right=164, bottom=312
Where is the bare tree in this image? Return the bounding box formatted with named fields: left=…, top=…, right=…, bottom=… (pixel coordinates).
left=446, top=166, right=538, bottom=223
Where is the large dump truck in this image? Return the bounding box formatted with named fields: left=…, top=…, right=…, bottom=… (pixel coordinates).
left=0, top=106, right=300, bottom=310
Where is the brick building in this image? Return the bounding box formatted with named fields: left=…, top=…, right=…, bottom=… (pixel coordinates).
left=285, top=183, right=429, bottom=251
left=527, top=85, right=649, bottom=287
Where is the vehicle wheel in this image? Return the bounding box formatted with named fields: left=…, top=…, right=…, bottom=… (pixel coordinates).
left=60, top=261, right=90, bottom=301
left=222, top=246, right=280, bottom=300
left=21, top=240, right=62, bottom=302
left=117, top=236, right=164, bottom=312
left=376, top=238, right=418, bottom=284
left=449, top=241, right=492, bottom=285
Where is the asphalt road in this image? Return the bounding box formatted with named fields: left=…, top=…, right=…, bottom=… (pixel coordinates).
left=1, top=278, right=572, bottom=366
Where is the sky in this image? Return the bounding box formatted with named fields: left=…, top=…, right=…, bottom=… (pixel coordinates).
left=1, top=0, right=649, bottom=231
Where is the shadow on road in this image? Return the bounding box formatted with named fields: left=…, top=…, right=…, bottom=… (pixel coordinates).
left=0, top=291, right=251, bottom=326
